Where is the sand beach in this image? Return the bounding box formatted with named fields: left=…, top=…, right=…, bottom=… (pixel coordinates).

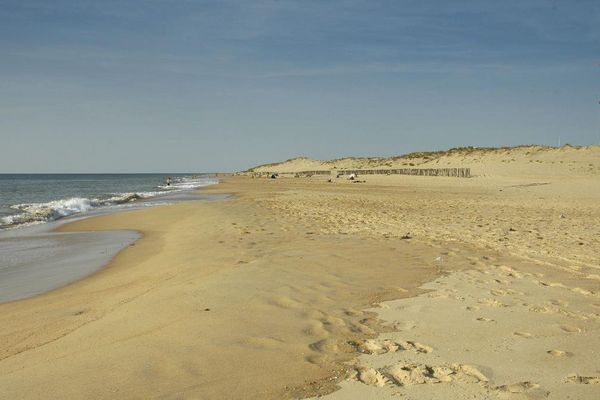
left=0, top=145, right=599, bottom=399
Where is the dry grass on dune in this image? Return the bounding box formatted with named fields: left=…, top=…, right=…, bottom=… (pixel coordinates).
left=247, top=144, right=600, bottom=177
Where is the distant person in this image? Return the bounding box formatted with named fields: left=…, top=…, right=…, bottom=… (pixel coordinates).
left=166, top=177, right=172, bottom=186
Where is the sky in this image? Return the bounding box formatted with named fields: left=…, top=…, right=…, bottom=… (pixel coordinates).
left=1, top=0, right=599, bottom=172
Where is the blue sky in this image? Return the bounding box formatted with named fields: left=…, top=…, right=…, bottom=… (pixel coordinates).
left=1, top=0, right=599, bottom=172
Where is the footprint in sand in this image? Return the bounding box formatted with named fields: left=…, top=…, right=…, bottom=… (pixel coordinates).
left=403, top=341, right=433, bottom=354
left=547, top=349, right=573, bottom=357
left=427, top=293, right=450, bottom=299
left=537, top=280, right=566, bottom=289
left=384, top=364, right=443, bottom=386
left=310, top=338, right=355, bottom=354
left=478, top=298, right=507, bottom=307
left=498, top=266, right=524, bottom=279
left=496, top=381, right=540, bottom=393
left=305, top=321, right=329, bottom=337
left=352, top=339, right=432, bottom=355
left=355, top=368, right=388, bottom=387
left=528, top=305, right=555, bottom=314
left=392, top=320, right=416, bottom=331
left=586, top=274, right=600, bottom=281
left=559, top=325, right=582, bottom=333
left=351, top=339, right=400, bottom=355
left=366, top=363, right=489, bottom=387
left=571, top=287, right=598, bottom=297
left=565, top=374, right=600, bottom=384
left=349, top=321, right=376, bottom=335
left=451, top=364, right=489, bottom=383
left=493, top=381, right=549, bottom=398
left=513, top=331, right=532, bottom=338
left=476, top=317, right=496, bottom=323
left=549, top=299, right=569, bottom=306
left=269, top=296, right=301, bottom=310
left=467, top=257, right=487, bottom=267
left=246, top=336, right=285, bottom=349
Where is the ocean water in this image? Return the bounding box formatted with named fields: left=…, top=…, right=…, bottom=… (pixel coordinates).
left=0, top=174, right=218, bottom=229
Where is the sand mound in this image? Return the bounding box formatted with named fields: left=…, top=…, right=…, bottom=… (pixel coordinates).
left=246, top=145, right=600, bottom=178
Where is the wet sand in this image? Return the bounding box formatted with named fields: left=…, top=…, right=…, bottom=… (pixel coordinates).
left=0, top=147, right=599, bottom=399
left=0, top=228, right=139, bottom=303
left=0, top=179, right=457, bottom=399
left=0, top=191, right=227, bottom=304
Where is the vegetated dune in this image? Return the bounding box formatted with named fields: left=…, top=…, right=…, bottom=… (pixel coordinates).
left=246, top=144, right=600, bottom=177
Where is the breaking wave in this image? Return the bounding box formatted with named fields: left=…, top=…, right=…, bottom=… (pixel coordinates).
left=0, top=176, right=219, bottom=229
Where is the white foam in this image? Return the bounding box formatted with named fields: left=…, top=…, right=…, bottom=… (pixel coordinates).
left=6, top=197, right=97, bottom=226
left=0, top=176, right=219, bottom=229
left=1, top=196, right=129, bottom=228
left=157, top=177, right=219, bottom=191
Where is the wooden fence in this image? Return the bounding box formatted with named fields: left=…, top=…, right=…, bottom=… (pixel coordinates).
left=254, top=167, right=470, bottom=178
left=294, top=170, right=332, bottom=176
left=338, top=168, right=471, bottom=178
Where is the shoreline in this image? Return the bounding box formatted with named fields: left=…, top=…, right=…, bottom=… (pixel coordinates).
left=0, top=174, right=221, bottom=231
left=0, top=177, right=455, bottom=399
left=0, top=170, right=598, bottom=399
left=0, top=227, right=140, bottom=304
left=0, top=188, right=226, bottom=304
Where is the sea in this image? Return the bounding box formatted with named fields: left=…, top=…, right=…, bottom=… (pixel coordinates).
left=0, top=174, right=219, bottom=230
left=0, top=173, right=220, bottom=302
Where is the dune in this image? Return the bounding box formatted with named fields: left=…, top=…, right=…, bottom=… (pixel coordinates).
left=248, top=144, right=600, bottom=178
left=0, top=145, right=598, bottom=399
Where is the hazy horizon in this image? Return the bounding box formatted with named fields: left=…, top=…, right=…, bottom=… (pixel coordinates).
left=1, top=1, right=599, bottom=173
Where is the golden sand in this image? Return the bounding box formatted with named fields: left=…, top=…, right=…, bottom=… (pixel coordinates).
left=0, top=146, right=598, bottom=399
